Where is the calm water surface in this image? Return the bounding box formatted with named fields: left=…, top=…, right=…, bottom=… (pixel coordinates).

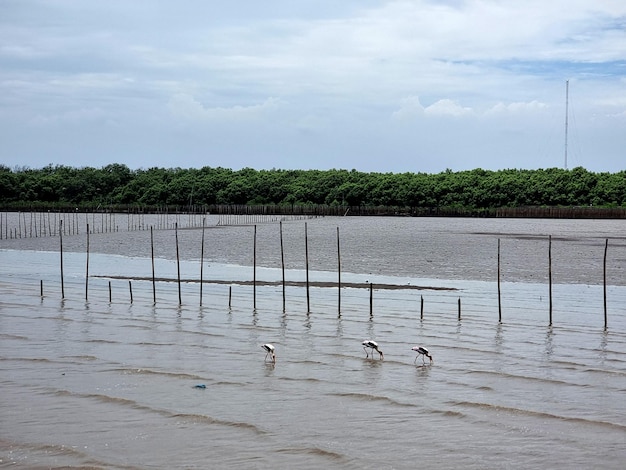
left=1, top=216, right=626, bottom=469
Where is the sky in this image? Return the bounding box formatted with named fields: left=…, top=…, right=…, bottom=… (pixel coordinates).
left=1, top=0, right=625, bottom=174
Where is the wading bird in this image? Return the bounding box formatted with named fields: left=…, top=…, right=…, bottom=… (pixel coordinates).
left=262, top=343, right=276, bottom=363
left=412, top=346, right=433, bottom=364
left=362, top=340, right=384, bottom=360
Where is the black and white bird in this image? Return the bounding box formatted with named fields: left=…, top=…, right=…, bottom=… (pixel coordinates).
left=362, top=340, right=384, bottom=360
left=262, top=343, right=276, bottom=363
left=412, top=346, right=433, bottom=364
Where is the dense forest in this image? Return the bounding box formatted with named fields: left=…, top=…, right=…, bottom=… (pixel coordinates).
left=1, top=164, right=625, bottom=213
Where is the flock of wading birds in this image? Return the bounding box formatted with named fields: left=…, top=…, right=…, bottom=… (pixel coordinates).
left=261, top=341, right=433, bottom=365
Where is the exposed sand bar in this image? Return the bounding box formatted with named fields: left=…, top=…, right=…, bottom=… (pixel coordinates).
left=94, top=275, right=458, bottom=291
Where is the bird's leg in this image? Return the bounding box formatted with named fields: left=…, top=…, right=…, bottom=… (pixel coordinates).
left=363, top=347, right=369, bottom=358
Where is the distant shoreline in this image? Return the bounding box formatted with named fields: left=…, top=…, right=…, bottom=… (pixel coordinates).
left=2, top=204, right=626, bottom=219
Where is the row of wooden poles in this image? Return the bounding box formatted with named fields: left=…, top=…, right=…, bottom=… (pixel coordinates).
left=0, top=211, right=319, bottom=239
left=49, top=219, right=427, bottom=316
left=51, top=219, right=324, bottom=310
left=0, top=211, right=212, bottom=239
left=46, top=218, right=614, bottom=329
left=217, top=213, right=319, bottom=226
left=496, top=236, right=610, bottom=329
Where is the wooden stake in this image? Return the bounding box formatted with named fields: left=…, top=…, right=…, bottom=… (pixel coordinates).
left=604, top=238, right=608, bottom=329
left=108, top=281, right=112, bottom=303
left=151, top=226, right=156, bottom=304
left=548, top=235, right=553, bottom=326
left=60, top=220, right=65, bottom=299
left=369, top=283, right=373, bottom=316
left=85, top=224, right=90, bottom=301
left=337, top=226, right=341, bottom=316
left=200, top=218, right=205, bottom=307
left=458, top=297, right=462, bottom=321
left=175, top=222, right=181, bottom=305
left=253, top=225, right=257, bottom=310
left=305, top=222, right=310, bottom=313
left=40, top=279, right=43, bottom=297
left=129, top=280, right=133, bottom=303
left=497, top=238, right=502, bottom=323
left=420, top=295, right=424, bottom=320
left=280, top=221, right=286, bottom=312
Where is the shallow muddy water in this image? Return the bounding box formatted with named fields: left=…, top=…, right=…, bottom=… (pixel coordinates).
left=1, top=216, right=625, bottom=469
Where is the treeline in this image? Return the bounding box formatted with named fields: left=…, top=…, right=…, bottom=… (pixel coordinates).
left=1, top=164, right=625, bottom=211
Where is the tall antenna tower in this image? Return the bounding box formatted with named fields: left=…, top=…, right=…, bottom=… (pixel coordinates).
left=564, top=80, right=569, bottom=170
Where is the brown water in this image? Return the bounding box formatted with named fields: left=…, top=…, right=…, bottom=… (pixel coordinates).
left=1, top=216, right=626, bottom=469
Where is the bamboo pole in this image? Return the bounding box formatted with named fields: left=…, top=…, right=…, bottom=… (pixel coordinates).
left=129, top=280, right=133, bottom=304
left=175, top=222, right=182, bottom=305
left=85, top=224, right=90, bottom=301
left=603, top=238, right=609, bottom=330
left=229, top=285, right=232, bottom=309
left=420, top=295, right=424, bottom=320
left=369, top=283, right=373, bottom=317
left=280, top=221, right=286, bottom=312
left=108, top=281, right=112, bottom=303
left=458, top=297, right=461, bottom=321
left=337, top=226, right=341, bottom=316
left=200, top=218, right=205, bottom=306
left=305, top=222, right=310, bottom=313
left=497, top=238, right=502, bottom=323
left=253, top=225, right=257, bottom=310
left=40, top=280, right=43, bottom=297
left=59, top=220, right=65, bottom=299
left=151, top=226, right=156, bottom=304
left=548, top=235, right=553, bottom=326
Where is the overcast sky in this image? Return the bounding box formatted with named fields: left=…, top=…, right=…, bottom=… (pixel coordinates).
left=1, top=1, right=624, bottom=174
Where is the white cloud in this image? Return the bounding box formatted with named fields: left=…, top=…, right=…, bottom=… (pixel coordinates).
left=393, top=96, right=475, bottom=119
left=392, top=96, right=425, bottom=120
left=424, top=99, right=473, bottom=117
left=168, top=94, right=282, bottom=122
left=485, top=100, right=549, bottom=116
